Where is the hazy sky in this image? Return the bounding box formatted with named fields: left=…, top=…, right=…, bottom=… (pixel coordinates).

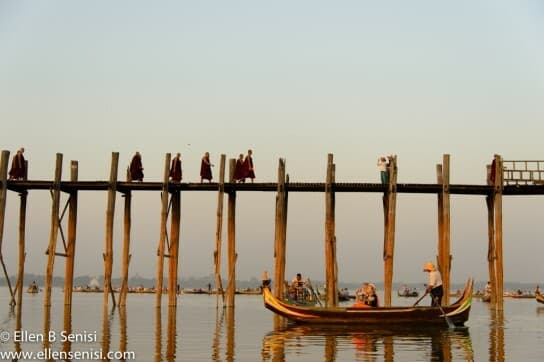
left=1, top=1, right=544, bottom=285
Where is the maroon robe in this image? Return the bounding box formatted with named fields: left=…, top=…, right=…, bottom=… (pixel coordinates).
left=233, top=159, right=245, bottom=181
left=200, top=156, right=212, bottom=181
left=130, top=154, right=144, bottom=181
left=244, top=156, right=255, bottom=179
left=8, top=152, right=26, bottom=180
left=170, top=157, right=182, bottom=182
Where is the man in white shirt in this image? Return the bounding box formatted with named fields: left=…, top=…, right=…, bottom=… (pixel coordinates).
left=423, top=262, right=443, bottom=306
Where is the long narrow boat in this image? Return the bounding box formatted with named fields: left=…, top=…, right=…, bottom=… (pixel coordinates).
left=262, top=278, right=473, bottom=326
left=536, top=294, right=544, bottom=304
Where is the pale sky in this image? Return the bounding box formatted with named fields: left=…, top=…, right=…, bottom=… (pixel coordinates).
left=1, top=1, right=544, bottom=284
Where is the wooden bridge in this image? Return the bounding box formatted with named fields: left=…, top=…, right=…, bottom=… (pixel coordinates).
left=0, top=150, right=540, bottom=323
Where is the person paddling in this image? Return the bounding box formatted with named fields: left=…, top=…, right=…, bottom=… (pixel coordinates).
left=423, top=262, right=443, bottom=306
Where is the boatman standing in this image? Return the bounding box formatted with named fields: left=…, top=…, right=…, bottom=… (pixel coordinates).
left=423, top=262, right=443, bottom=306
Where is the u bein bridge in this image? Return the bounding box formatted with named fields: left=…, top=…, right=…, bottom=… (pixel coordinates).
left=1, top=150, right=543, bottom=316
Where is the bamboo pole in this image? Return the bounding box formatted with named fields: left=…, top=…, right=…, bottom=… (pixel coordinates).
left=273, top=158, right=287, bottom=299
left=441, top=154, right=451, bottom=304
left=119, top=190, right=132, bottom=307
left=494, top=155, right=504, bottom=309
left=44, top=153, right=63, bottom=308
left=214, top=154, right=226, bottom=306
left=226, top=159, right=236, bottom=308
left=486, top=193, right=497, bottom=304
left=63, top=161, right=78, bottom=306
left=168, top=189, right=181, bottom=307
left=0, top=150, right=14, bottom=303
left=15, top=189, right=27, bottom=309
left=383, top=156, right=398, bottom=307
left=324, top=154, right=337, bottom=307
left=103, top=152, right=118, bottom=307
left=436, top=164, right=444, bottom=274
left=156, top=153, right=171, bottom=306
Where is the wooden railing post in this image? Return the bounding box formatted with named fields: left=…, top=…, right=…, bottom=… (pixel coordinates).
left=64, top=161, right=78, bottom=306
left=214, top=154, right=226, bottom=306
left=273, top=158, right=287, bottom=299
left=103, top=152, right=118, bottom=307
left=383, top=155, right=398, bottom=307
left=156, top=153, right=171, bottom=306
left=226, top=159, right=237, bottom=308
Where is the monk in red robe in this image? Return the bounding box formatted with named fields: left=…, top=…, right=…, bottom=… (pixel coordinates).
left=169, top=153, right=182, bottom=182
left=243, top=149, right=255, bottom=183
left=129, top=152, right=144, bottom=181
left=233, top=154, right=245, bottom=183
left=200, top=152, right=214, bottom=183
left=8, top=148, right=26, bottom=180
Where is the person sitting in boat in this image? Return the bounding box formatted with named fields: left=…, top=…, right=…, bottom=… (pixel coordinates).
left=289, top=273, right=310, bottom=302
left=536, top=285, right=541, bottom=295
left=355, top=283, right=379, bottom=307
left=423, top=262, right=443, bottom=306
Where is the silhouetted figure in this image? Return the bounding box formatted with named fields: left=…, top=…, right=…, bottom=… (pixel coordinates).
left=200, top=152, right=214, bottom=183
left=233, top=154, right=245, bottom=183
left=243, top=149, right=255, bottom=183
left=377, top=157, right=388, bottom=184
left=129, top=152, right=144, bottom=181
left=8, top=148, right=26, bottom=180
left=169, top=153, right=182, bottom=182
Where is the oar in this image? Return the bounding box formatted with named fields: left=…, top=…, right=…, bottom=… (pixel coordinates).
left=413, top=290, right=428, bottom=306
left=433, top=296, right=456, bottom=329
left=306, top=279, right=323, bottom=307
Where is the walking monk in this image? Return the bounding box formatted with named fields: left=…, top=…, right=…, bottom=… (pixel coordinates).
left=200, top=152, right=214, bottom=183
left=243, top=149, right=255, bottom=183
left=169, top=153, right=182, bottom=182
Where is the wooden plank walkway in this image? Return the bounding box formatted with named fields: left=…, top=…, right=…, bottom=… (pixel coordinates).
left=3, top=180, right=544, bottom=195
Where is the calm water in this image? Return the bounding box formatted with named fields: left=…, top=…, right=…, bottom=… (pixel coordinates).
left=1, top=287, right=544, bottom=361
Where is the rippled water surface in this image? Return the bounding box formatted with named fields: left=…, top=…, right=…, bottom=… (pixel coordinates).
left=1, top=288, right=544, bottom=361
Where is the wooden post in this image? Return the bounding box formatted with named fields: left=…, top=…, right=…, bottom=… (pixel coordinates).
left=0, top=150, right=14, bottom=303
left=15, top=189, right=28, bottom=309
left=324, top=154, right=337, bottom=307
left=166, top=304, right=177, bottom=360
left=383, top=156, right=398, bottom=307
left=486, top=193, right=497, bottom=304
left=64, top=161, right=78, bottom=306
left=436, top=164, right=444, bottom=273
left=168, top=189, right=181, bottom=307
left=226, top=159, right=237, bottom=308
left=273, top=158, right=287, bottom=299
left=156, top=153, right=171, bottom=306
left=119, top=190, right=132, bottom=307
left=44, top=153, right=63, bottom=308
left=441, top=155, right=451, bottom=304
left=103, top=152, right=118, bottom=307
left=214, top=154, right=226, bottom=306
left=493, top=155, right=504, bottom=309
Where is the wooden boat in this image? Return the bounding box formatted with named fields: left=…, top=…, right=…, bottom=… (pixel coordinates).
left=26, top=285, right=39, bottom=294
left=536, top=294, right=544, bottom=304
left=397, top=290, right=419, bottom=297
left=262, top=278, right=473, bottom=326
left=481, top=293, right=491, bottom=303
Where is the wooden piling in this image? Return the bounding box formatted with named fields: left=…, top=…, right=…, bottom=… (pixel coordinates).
left=0, top=150, right=15, bottom=303
left=168, top=189, right=181, bottom=307
left=44, top=153, right=63, bottom=308
left=214, top=154, right=226, bottom=306
left=486, top=194, right=497, bottom=304
left=64, top=161, right=78, bottom=306
left=436, top=163, right=444, bottom=272
left=156, top=153, right=171, bottom=306
left=226, top=159, right=236, bottom=308
left=103, top=153, right=118, bottom=307
left=273, top=158, right=287, bottom=299
left=119, top=190, right=132, bottom=307
left=493, top=155, right=504, bottom=309
left=383, top=156, right=398, bottom=307
left=441, top=155, right=451, bottom=304
left=15, top=188, right=27, bottom=308
left=324, top=154, right=337, bottom=307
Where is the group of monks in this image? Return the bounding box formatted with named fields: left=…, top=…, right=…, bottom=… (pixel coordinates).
left=128, top=150, right=256, bottom=183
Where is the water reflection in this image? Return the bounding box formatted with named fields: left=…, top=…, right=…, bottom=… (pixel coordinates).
left=212, top=308, right=225, bottom=360
left=489, top=307, right=505, bottom=362
left=101, top=305, right=114, bottom=361
left=155, top=307, right=162, bottom=362
left=262, top=324, right=473, bottom=362
left=119, top=306, right=128, bottom=360
left=226, top=307, right=235, bottom=362
left=165, top=306, right=177, bottom=361
left=62, top=304, right=72, bottom=354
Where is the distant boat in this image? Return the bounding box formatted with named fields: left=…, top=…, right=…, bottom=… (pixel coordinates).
left=397, top=289, right=419, bottom=298
left=26, top=283, right=40, bottom=294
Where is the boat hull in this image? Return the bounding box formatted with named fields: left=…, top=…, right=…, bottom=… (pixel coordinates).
left=536, top=294, right=544, bottom=304
left=263, top=278, right=473, bottom=326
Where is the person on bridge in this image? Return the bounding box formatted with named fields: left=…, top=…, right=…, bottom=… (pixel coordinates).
left=8, top=147, right=26, bottom=180
left=200, top=152, right=214, bottom=183
left=169, top=153, right=182, bottom=183
left=129, top=152, right=144, bottom=181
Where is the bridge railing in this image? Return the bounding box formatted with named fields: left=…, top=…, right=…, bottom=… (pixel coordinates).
left=502, top=160, right=544, bottom=185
